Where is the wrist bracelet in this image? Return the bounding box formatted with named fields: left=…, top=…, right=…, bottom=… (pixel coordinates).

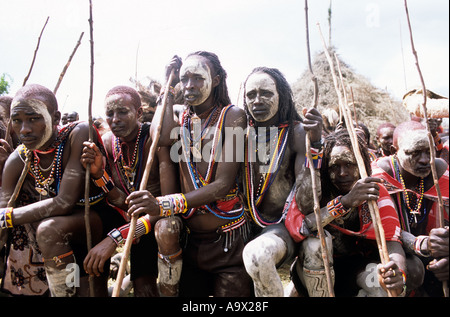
left=414, top=235, right=431, bottom=257
left=109, top=215, right=152, bottom=245
left=327, top=196, right=349, bottom=218
left=0, top=207, right=14, bottom=229
left=157, top=86, right=175, bottom=104
left=156, top=193, right=187, bottom=217
left=92, top=170, right=115, bottom=193
left=107, top=228, right=124, bottom=246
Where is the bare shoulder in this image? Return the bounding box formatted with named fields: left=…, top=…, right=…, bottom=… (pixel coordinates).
left=375, top=156, right=391, bottom=173
left=224, top=105, right=247, bottom=129
left=436, top=158, right=448, bottom=178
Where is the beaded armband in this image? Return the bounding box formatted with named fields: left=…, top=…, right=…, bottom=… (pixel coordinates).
left=305, top=147, right=323, bottom=169
left=0, top=207, right=14, bottom=229
left=108, top=215, right=152, bottom=245
left=156, top=193, right=188, bottom=217
left=414, top=235, right=431, bottom=257
left=327, top=196, right=349, bottom=218
left=92, top=170, right=115, bottom=193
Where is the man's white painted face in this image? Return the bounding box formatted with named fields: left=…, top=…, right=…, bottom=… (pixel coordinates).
left=11, top=98, right=53, bottom=150
left=245, top=72, right=279, bottom=122
left=397, top=129, right=431, bottom=178
left=180, top=56, right=213, bottom=106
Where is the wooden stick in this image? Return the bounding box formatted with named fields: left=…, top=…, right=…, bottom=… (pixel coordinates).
left=403, top=0, right=448, bottom=297
left=53, top=32, right=84, bottom=94
left=112, top=69, right=176, bottom=297
left=23, top=16, right=49, bottom=87
left=304, top=0, right=334, bottom=297
left=317, top=23, right=394, bottom=296
left=84, top=0, right=95, bottom=297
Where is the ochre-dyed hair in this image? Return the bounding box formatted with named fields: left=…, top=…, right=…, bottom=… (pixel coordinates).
left=105, top=85, right=142, bottom=110
left=186, top=51, right=231, bottom=108
left=393, top=120, right=425, bottom=148
left=12, top=84, right=58, bottom=114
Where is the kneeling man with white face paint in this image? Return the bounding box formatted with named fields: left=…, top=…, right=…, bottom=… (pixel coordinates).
left=0, top=84, right=124, bottom=297
left=372, top=120, right=449, bottom=297
left=240, top=67, right=323, bottom=296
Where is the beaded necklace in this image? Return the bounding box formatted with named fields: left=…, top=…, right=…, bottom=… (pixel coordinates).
left=113, top=124, right=142, bottom=190
left=181, top=105, right=243, bottom=220
left=244, top=123, right=289, bottom=227
left=27, top=124, right=72, bottom=197
left=391, top=155, right=426, bottom=226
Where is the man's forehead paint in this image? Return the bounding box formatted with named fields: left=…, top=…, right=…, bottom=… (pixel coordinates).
left=328, top=146, right=356, bottom=166
left=11, top=98, right=54, bottom=149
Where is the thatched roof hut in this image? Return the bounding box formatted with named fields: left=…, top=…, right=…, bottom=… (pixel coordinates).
left=292, top=48, right=410, bottom=139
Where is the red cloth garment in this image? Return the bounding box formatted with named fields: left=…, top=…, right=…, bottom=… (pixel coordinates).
left=371, top=159, right=449, bottom=234
left=285, top=185, right=402, bottom=243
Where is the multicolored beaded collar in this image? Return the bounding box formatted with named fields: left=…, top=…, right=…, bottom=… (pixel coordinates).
left=244, top=122, right=289, bottom=227
left=180, top=104, right=244, bottom=220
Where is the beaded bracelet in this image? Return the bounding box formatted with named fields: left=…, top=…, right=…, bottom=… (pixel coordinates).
left=156, top=193, right=188, bottom=217
left=92, top=170, right=115, bottom=193
left=157, top=86, right=176, bottom=104
left=414, top=235, right=431, bottom=257
left=398, top=268, right=407, bottom=297
left=108, top=215, right=152, bottom=245
left=305, top=147, right=323, bottom=169
left=0, top=207, right=14, bottom=229
left=327, top=196, right=349, bottom=218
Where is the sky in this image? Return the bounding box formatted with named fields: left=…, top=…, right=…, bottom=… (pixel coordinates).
left=0, top=0, right=448, bottom=121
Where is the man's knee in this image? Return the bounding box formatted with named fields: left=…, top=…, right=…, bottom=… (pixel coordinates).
left=154, top=217, right=182, bottom=253
left=300, top=233, right=333, bottom=270
left=406, top=254, right=425, bottom=291
left=243, top=234, right=286, bottom=275
left=36, top=218, right=69, bottom=249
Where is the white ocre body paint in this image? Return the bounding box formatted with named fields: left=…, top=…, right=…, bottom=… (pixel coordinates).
left=245, top=73, right=279, bottom=122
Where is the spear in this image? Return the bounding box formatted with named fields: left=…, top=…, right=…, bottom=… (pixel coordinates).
left=84, top=0, right=95, bottom=297
left=112, top=69, right=176, bottom=297
left=403, top=0, right=448, bottom=297
left=303, top=0, right=334, bottom=297
left=53, top=32, right=84, bottom=94
left=317, top=23, right=394, bottom=297
left=23, top=16, right=49, bottom=86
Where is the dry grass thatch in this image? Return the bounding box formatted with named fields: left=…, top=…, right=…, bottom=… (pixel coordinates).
left=292, top=48, right=410, bottom=139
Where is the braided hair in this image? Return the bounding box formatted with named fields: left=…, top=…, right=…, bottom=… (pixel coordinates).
left=321, top=128, right=372, bottom=197
left=243, top=67, right=301, bottom=127
left=186, top=51, right=231, bottom=108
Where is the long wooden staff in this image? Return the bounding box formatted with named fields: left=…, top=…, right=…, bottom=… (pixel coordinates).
left=403, top=0, right=448, bottom=297
left=112, top=69, right=176, bottom=297
left=304, top=0, right=334, bottom=297
left=84, top=0, right=95, bottom=297
left=53, top=32, right=84, bottom=94
left=23, top=16, right=49, bottom=87
left=5, top=17, right=50, bottom=206
left=317, top=23, right=394, bottom=297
